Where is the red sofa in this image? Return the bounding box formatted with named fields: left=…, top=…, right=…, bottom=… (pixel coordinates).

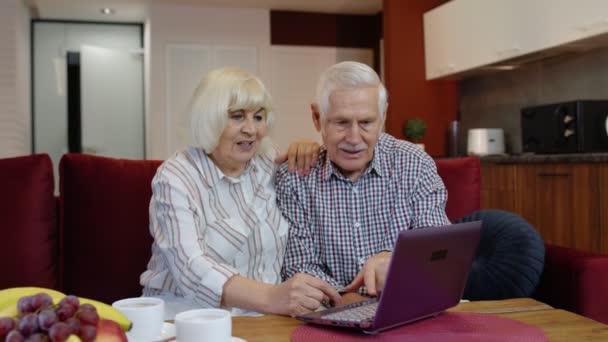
left=2, top=153, right=608, bottom=324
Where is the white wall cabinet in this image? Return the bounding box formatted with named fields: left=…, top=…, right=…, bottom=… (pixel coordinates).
left=424, top=0, right=608, bottom=80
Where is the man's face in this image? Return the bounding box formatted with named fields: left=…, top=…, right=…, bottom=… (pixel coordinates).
left=313, top=87, right=385, bottom=181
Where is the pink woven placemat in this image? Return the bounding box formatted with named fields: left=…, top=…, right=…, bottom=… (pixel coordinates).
left=291, top=312, right=547, bottom=342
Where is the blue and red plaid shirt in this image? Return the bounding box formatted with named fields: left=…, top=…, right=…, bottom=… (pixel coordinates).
left=276, top=133, right=450, bottom=291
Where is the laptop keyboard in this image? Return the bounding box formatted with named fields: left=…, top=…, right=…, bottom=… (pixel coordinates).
left=321, top=301, right=378, bottom=322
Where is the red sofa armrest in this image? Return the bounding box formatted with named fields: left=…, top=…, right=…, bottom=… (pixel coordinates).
left=534, top=243, right=608, bottom=324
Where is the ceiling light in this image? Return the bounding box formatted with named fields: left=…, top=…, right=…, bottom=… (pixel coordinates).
left=100, top=8, right=115, bottom=15
left=492, top=65, right=519, bottom=70
left=481, top=65, right=519, bottom=71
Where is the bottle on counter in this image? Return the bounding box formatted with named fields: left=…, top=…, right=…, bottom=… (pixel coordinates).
left=448, top=120, right=459, bottom=157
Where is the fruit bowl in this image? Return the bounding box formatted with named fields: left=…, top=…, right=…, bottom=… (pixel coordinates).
left=0, top=287, right=131, bottom=341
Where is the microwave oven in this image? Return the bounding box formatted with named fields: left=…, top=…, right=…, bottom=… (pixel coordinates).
left=521, top=100, right=608, bottom=153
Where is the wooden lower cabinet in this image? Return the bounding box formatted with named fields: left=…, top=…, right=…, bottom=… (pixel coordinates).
left=480, top=163, right=517, bottom=212
left=482, top=162, right=604, bottom=254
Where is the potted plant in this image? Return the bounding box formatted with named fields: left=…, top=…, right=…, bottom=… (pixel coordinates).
left=402, top=118, right=427, bottom=150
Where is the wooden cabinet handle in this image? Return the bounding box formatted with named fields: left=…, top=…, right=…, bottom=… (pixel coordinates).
left=537, top=172, right=570, bottom=177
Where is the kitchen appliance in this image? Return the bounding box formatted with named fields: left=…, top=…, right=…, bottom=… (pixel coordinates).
left=467, top=128, right=505, bottom=156
left=521, top=100, right=608, bottom=153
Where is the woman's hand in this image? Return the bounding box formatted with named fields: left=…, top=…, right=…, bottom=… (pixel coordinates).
left=267, top=273, right=341, bottom=317
left=274, top=140, right=320, bottom=175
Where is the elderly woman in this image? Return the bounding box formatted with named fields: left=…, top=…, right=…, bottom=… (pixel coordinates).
left=141, top=67, right=340, bottom=318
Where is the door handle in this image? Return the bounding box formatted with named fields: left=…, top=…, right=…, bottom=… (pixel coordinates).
left=537, top=172, right=570, bottom=177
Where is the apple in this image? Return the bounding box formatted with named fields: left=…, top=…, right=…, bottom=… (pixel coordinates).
left=95, top=319, right=127, bottom=342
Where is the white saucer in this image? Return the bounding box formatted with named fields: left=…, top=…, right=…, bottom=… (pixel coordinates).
left=127, top=322, right=175, bottom=342
left=127, top=322, right=246, bottom=342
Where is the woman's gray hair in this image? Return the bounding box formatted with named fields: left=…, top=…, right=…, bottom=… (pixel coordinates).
left=315, top=61, right=388, bottom=118
left=189, top=67, right=275, bottom=154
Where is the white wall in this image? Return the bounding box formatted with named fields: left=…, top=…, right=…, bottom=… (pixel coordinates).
left=0, top=1, right=377, bottom=161
left=0, top=0, right=30, bottom=158
left=268, top=46, right=373, bottom=150
left=146, top=3, right=272, bottom=159
left=146, top=2, right=375, bottom=158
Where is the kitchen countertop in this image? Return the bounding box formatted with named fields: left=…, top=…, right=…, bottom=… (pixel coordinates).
left=479, top=153, right=608, bottom=164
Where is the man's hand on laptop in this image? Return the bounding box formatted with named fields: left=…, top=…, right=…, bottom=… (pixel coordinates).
left=334, top=292, right=368, bottom=307
left=343, top=251, right=392, bottom=296
left=270, top=273, right=342, bottom=317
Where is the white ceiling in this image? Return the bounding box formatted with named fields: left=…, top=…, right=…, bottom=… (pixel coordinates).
left=29, top=0, right=383, bottom=22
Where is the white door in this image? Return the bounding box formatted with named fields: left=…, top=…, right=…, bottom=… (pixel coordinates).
left=81, top=45, right=144, bottom=159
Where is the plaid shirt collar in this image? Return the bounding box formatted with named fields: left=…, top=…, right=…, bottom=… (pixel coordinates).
left=320, top=141, right=387, bottom=182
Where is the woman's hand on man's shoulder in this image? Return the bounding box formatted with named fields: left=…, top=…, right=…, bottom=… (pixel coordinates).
left=274, top=140, right=320, bottom=176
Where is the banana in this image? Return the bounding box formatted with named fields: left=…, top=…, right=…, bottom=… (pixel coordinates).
left=66, top=334, right=82, bottom=342
left=0, top=287, right=132, bottom=332
left=0, top=287, right=64, bottom=317
left=78, top=297, right=132, bottom=332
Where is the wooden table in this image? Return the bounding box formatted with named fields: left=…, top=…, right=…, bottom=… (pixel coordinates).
left=232, top=298, right=608, bottom=341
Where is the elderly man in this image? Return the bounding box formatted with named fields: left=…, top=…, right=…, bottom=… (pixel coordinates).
left=276, top=61, right=450, bottom=303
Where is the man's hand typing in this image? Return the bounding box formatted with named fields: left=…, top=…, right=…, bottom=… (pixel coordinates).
left=343, top=251, right=392, bottom=296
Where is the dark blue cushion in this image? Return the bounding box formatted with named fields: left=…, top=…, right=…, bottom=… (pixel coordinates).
left=455, top=209, right=545, bottom=300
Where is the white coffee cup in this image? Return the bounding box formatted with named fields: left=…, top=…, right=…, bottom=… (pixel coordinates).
left=175, top=308, right=232, bottom=342
left=111, top=297, right=165, bottom=340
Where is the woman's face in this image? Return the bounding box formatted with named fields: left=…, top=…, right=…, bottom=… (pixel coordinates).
left=210, top=108, right=267, bottom=176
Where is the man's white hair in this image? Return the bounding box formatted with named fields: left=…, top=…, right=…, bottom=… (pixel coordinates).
left=315, top=61, right=388, bottom=118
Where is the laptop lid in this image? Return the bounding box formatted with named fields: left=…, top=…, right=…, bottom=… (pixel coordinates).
left=296, top=221, right=482, bottom=333
left=371, top=221, right=482, bottom=332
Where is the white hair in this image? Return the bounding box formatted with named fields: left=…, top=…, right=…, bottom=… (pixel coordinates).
left=189, top=67, right=275, bottom=154
left=315, top=61, right=388, bottom=118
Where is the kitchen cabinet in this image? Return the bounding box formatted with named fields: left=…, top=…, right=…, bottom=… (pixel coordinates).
left=423, top=0, right=519, bottom=79
left=423, top=0, right=608, bottom=80
left=480, top=163, right=517, bottom=212
left=482, top=162, right=603, bottom=253
left=516, top=164, right=599, bottom=253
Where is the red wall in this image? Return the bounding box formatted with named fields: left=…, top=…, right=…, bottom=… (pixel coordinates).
left=383, top=0, right=458, bottom=157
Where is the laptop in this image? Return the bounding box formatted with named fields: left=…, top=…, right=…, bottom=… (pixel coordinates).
left=295, top=221, right=482, bottom=334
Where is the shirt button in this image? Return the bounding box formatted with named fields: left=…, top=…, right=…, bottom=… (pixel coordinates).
left=354, top=221, right=361, bottom=228
left=358, top=257, right=366, bottom=264
left=352, top=187, right=358, bottom=194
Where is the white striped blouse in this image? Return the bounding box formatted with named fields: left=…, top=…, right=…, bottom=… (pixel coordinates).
left=140, top=146, right=288, bottom=315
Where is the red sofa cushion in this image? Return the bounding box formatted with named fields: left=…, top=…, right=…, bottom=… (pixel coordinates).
left=60, top=154, right=161, bottom=304
left=534, top=244, right=608, bottom=324
left=435, top=157, right=481, bottom=221
left=0, top=154, right=57, bottom=289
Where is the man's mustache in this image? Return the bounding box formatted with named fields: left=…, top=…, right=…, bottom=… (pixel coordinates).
left=338, top=143, right=368, bottom=152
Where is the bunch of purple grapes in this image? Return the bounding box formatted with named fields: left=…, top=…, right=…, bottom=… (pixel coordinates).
left=0, top=293, right=99, bottom=342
